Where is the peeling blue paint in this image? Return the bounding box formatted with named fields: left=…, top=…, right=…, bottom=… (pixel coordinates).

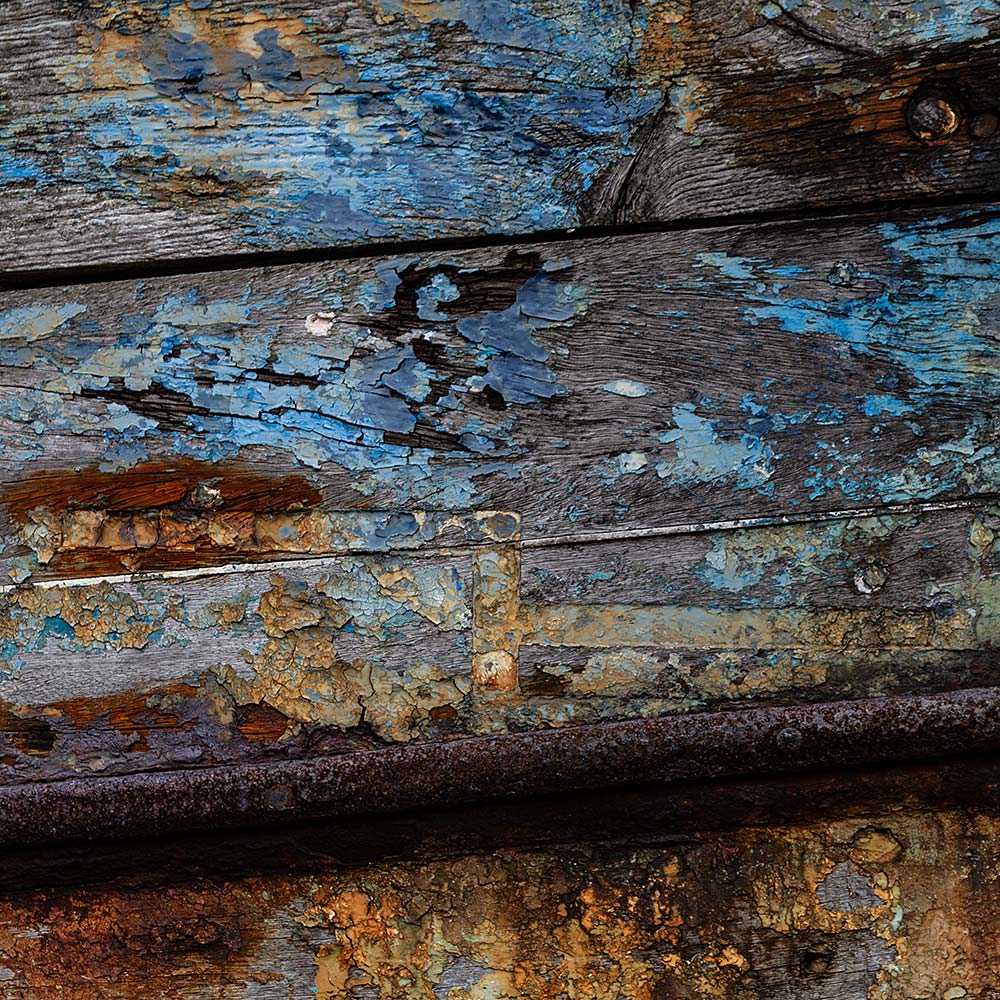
left=655, top=403, right=777, bottom=495
left=1, top=0, right=663, bottom=250
left=0, top=262, right=586, bottom=508
left=602, top=380, right=653, bottom=398
left=694, top=212, right=1000, bottom=504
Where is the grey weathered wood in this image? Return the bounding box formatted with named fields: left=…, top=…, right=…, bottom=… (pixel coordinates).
left=0, top=502, right=995, bottom=785
left=0, top=205, right=997, bottom=552
left=1, top=0, right=998, bottom=273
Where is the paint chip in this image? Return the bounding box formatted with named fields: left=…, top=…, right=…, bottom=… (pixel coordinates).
left=305, top=312, right=337, bottom=336
left=601, top=380, right=653, bottom=398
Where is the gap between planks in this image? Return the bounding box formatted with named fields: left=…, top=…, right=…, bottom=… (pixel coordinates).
left=4, top=192, right=1000, bottom=293
left=5, top=495, right=992, bottom=594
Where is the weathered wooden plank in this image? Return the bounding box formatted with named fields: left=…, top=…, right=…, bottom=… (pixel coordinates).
left=0, top=204, right=998, bottom=780
left=1, top=206, right=998, bottom=551
left=0, top=796, right=995, bottom=998
left=0, top=502, right=997, bottom=784
left=2, top=0, right=999, bottom=273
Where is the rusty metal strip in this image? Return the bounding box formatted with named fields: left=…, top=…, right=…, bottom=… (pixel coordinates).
left=2, top=686, right=999, bottom=847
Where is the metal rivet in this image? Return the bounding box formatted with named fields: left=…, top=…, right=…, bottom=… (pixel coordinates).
left=265, top=784, right=296, bottom=811
left=906, top=88, right=960, bottom=143
left=969, top=111, right=999, bottom=140
left=775, top=727, right=803, bottom=752
left=853, top=559, right=888, bottom=595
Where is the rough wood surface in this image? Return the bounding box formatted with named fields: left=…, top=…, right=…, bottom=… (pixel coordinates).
left=0, top=794, right=995, bottom=998
left=1, top=503, right=998, bottom=784
left=1, top=0, right=999, bottom=273
left=2, top=206, right=1000, bottom=546
left=0, top=205, right=998, bottom=782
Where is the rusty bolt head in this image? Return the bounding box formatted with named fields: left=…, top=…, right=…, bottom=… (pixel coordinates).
left=906, top=88, right=960, bottom=143
left=853, top=559, right=888, bottom=596
left=775, top=727, right=803, bottom=752
left=969, top=111, right=999, bottom=140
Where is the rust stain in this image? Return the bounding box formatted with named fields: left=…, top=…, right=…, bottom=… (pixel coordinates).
left=2, top=460, right=322, bottom=578
left=0, top=710, right=55, bottom=757
left=49, top=686, right=195, bottom=754
left=234, top=702, right=295, bottom=743
left=0, top=807, right=994, bottom=997
left=471, top=541, right=522, bottom=692
left=2, top=460, right=323, bottom=520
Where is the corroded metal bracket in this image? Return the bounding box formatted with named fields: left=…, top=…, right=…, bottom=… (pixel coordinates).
left=2, top=686, right=999, bottom=847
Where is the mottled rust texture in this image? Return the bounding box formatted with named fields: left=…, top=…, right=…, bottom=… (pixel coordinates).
left=0, top=803, right=996, bottom=998
left=0, top=688, right=997, bottom=848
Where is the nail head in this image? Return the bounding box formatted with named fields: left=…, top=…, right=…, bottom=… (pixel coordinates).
left=906, top=89, right=960, bottom=143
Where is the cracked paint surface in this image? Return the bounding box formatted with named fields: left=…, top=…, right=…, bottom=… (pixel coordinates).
left=0, top=501, right=997, bottom=781
left=1, top=0, right=663, bottom=250
left=0, top=806, right=996, bottom=997
left=4, top=1, right=1000, bottom=270
left=1, top=211, right=1000, bottom=544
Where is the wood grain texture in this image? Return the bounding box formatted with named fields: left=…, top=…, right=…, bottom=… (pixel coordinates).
left=1, top=503, right=998, bottom=784
left=0, top=797, right=996, bottom=998
left=0, top=206, right=998, bottom=545
left=0, top=204, right=999, bottom=781
left=1, top=0, right=999, bottom=273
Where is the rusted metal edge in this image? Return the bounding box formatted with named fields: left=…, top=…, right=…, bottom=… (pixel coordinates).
left=3, top=686, right=999, bottom=847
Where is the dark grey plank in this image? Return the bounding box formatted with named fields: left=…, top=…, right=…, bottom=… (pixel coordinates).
left=0, top=205, right=997, bottom=556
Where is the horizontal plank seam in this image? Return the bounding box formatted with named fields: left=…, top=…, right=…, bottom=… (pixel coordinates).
left=4, top=192, right=1000, bottom=293
left=7, top=493, right=995, bottom=591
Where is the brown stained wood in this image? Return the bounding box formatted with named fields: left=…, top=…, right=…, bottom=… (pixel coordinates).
left=1, top=0, right=999, bottom=273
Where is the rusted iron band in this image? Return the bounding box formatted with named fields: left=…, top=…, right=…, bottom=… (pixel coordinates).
left=2, top=686, right=999, bottom=846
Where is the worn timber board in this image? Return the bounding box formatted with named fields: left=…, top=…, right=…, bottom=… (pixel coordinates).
left=2, top=206, right=1000, bottom=547
left=0, top=505, right=998, bottom=784
left=2, top=0, right=1000, bottom=274
left=2, top=2, right=1000, bottom=995
left=0, top=204, right=998, bottom=783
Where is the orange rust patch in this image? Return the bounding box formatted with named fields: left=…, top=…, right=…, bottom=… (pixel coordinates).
left=3, top=460, right=324, bottom=578
left=0, top=879, right=298, bottom=995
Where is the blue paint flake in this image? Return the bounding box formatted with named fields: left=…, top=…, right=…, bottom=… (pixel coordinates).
left=0, top=266, right=587, bottom=507
left=655, top=403, right=777, bottom=495
left=3, top=1, right=664, bottom=250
